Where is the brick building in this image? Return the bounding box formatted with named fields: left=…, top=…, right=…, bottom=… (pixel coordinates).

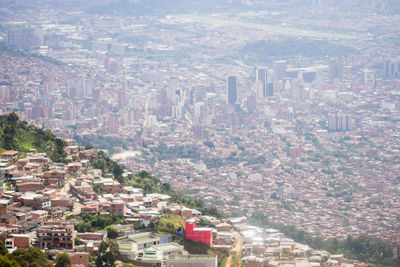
left=16, top=181, right=43, bottom=192
left=43, top=170, right=66, bottom=188
left=0, top=200, right=8, bottom=216
left=37, top=223, right=75, bottom=250
left=109, top=201, right=126, bottom=216
left=69, top=252, right=90, bottom=267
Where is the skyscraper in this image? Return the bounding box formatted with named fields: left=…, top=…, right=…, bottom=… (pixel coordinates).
left=227, top=76, right=237, bottom=105
left=273, top=60, right=287, bottom=82
left=328, top=112, right=353, bottom=132
left=329, top=59, right=343, bottom=80
left=256, top=67, right=268, bottom=98
left=383, top=59, right=400, bottom=80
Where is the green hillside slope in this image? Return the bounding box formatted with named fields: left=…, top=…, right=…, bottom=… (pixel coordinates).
left=0, top=113, right=66, bottom=162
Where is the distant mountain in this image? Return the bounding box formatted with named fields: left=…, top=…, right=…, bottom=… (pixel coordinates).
left=2, top=0, right=399, bottom=16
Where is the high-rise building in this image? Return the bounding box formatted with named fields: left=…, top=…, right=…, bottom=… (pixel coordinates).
left=328, top=112, right=353, bottom=132
left=7, top=28, right=40, bottom=49
left=227, top=76, right=237, bottom=105
left=362, top=69, right=375, bottom=84
left=273, top=60, right=287, bottom=82
left=118, top=89, right=126, bottom=110
left=108, top=115, right=119, bottom=134
left=329, top=59, right=343, bottom=80
left=256, top=67, right=268, bottom=98
left=267, top=83, right=274, bottom=97
left=383, top=59, right=400, bottom=79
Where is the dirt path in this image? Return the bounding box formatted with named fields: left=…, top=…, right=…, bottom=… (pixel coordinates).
left=225, top=230, right=243, bottom=267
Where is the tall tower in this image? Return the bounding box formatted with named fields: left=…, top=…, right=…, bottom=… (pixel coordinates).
left=329, top=59, right=343, bottom=80
left=273, top=60, right=287, bottom=82
left=227, top=75, right=237, bottom=105
left=256, top=67, right=268, bottom=98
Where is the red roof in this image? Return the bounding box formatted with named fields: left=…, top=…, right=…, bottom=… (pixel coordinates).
left=1, top=151, right=19, bottom=156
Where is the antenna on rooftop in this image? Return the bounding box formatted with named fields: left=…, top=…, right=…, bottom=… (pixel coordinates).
left=180, top=203, right=183, bottom=228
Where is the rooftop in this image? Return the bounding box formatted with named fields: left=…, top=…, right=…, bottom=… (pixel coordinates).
left=168, top=254, right=217, bottom=260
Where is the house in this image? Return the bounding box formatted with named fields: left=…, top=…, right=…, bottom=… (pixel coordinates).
left=31, top=210, right=48, bottom=221
left=118, top=239, right=138, bottom=261
left=0, top=200, right=9, bottom=216
left=37, top=223, right=75, bottom=250
left=152, top=242, right=183, bottom=260
left=67, top=162, right=82, bottom=173
left=69, top=252, right=90, bottom=267
left=216, top=222, right=233, bottom=232
left=5, top=234, right=30, bottom=249
left=79, top=149, right=98, bottom=160
left=81, top=205, right=99, bottom=214
left=242, top=255, right=264, bottom=267
left=185, top=218, right=213, bottom=247
left=1, top=151, right=19, bottom=161
left=16, top=180, right=43, bottom=192
left=109, top=200, right=126, bottom=216
left=43, top=170, right=66, bottom=188
left=129, top=232, right=161, bottom=250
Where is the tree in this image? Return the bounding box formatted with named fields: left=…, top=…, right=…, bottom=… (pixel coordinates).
left=0, top=241, right=8, bottom=256
left=5, top=112, right=19, bottom=126
left=7, top=247, right=53, bottom=267
left=138, top=170, right=150, bottom=179
left=53, top=138, right=66, bottom=162
left=1, top=125, right=17, bottom=150
left=162, top=182, right=171, bottom=192
left=55, top=253, right=71, bottom=267
left=85, top=143, right=94, bottom=149
left=0, top=255, right=20, bottom=267
left=106, top=226, right=119, bottom=239
left=95, top=240, right=120, bottom=267
left=111, top=163, right=123, bottom=182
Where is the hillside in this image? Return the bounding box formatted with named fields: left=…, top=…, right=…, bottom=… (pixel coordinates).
left=0, top=114, right=396, bottom=266
left=0, top=113, right=66, bottom=162
left=0, top=113, right=223, bottom=219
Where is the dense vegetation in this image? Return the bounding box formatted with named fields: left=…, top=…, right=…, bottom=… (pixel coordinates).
left=72, top=213, right=125, bottom=233
left=0, top=113, right=66, bottom=162
left=0, top=241, right=53, bottom=267
left=250, top=213, right=396, bottom=266
left=55, top=253, right=72, bottom=267
left=95, top=240, right=120, bottom=267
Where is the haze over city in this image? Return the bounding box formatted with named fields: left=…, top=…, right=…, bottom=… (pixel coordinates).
left=0, top=0, right=399, bottom=266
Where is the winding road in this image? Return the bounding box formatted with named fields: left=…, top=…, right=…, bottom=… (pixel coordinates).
left=225, top=230, right=243, bottom=267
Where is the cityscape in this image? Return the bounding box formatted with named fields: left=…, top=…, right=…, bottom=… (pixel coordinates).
left=0, top=0, right=399, bottom=266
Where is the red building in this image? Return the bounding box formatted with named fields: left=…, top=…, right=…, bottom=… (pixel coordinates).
left=185, top=219, right=213, bottom=247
